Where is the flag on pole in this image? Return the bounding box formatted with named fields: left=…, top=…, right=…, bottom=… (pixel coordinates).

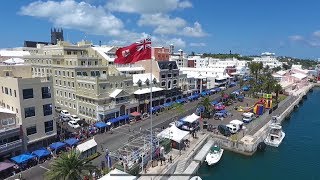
left=114, top=38, right=151, bottom=64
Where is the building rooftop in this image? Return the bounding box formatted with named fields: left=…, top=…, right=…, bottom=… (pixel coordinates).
left=0, top=50, right=30, bottom=57
left=132, top=73, right=158, bottom=86
left=116, top=66, right=145, bottom=72
left=3, top=58, right=25, bottom=64
left=91, top=46, right=116, bottom=62
left=158, top=61, right=178, bottom=70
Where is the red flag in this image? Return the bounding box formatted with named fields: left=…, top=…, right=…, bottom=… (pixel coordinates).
left=114, top=38, right=151, bottom=64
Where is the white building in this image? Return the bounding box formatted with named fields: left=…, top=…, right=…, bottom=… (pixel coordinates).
left=170, top=49, right=188, bottom=68
left=252, top=52, right=282, bottom=68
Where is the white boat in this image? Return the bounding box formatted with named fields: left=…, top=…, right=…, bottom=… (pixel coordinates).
left=190, top=176, right=202, bottom=180
left=264, top=123, right=285, bottom=147
left=205, top=145, right=224, bottom=165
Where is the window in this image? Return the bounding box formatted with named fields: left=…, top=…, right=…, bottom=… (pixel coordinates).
left=44, top=120, right=54, bottom=133
left=23, top=88, right=34, bottom=99
left=173, top=80, right=177, bottom=85
left=168, top=74, right=172, bottom=78
left=24, top=107, right=35, bottom=118
left=161, top=82, right=166, bottom=86
left=63, top=71, right=65, bottom=76
left=71, top=72, right=74, bottom=77
left=26, top=126, right=37, bottom=136
left=9, top=89, right=12, bottom=96
left=161, top=74, right=166, bottom=79
left=173, top=73, right=177, bottom=77
left=14, top=90, right=16, bottom=97
left=1, top=86, right=3, bottom=93
left=1, top=118, right=15, bottom=126
left=43, top=104, right=52, bottom=116
left=41, top=87, right=51, bottom=99
left=72, top=82, right=75, bottom=88
left=95, top=71, right=100, bottom=77
left=77, top=72, right=82, bottom=76
left=5, top=87, right=8, bottom=94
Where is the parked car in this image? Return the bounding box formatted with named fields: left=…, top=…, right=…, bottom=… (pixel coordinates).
left=242, top=112, right=254, bottom=123
left=226, top=124, right=238, bottom=134
left=69, top=115, right=81, bottom=123
left=60, top=110, right=71, bottom=118
left=218, top=125, right=231, bottom=137
left=68, top=120, right=80, bottom=129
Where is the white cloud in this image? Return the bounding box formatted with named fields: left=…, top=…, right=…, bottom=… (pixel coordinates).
left=182, top=22, right=207, bottom=37
left=164, top=38, right=186, bottom=48
left=313, top=30, right=320, bottom=38
left=289, top=35, right=304, bottom=41
left=20, top=0, right=124, bottom=36
left=189, top=42, right=206, bottom=47
left=106, top=0, right=192, bottom=14
left=138, top=13, right=186, bottom=35
left=178, top=1, right=193, bottom=8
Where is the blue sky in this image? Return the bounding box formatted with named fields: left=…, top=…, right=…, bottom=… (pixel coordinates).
left=1, top=0, right=320, bottom=59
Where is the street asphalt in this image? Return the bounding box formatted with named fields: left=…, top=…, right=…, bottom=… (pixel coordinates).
left=8, top=85, right=239, bottom=180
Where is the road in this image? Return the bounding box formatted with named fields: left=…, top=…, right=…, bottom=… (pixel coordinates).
left=8, top=85, right=239, bottom=180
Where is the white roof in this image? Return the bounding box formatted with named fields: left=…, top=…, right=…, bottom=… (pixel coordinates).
left=109, top=89, right=122, bottom=98
left=181, top=113, right=200, bottom=123
left=3, top=58, right=24, bottom=64
left=0, top=107, right=15, bottom=114
left=0, top=50, right=30, bottom=57
left=98, top=168, right=137, bottom=180
left=116, top=66, right=145, bottom=72
left=91, top=46, right=115, bottom=62
left=157, top=125, right=189, bottom=143
left=230, top=120, right=244, bottom=125
left=291, top=73, right=307, bottom=80
left=134, top=87, right=163, bottom=95
left=243, top=112, right=254, bottom=117
left=215, top=74, right=230, bottom=80
left=132, top=73, right=158, bottom=86
left=76, top=138, right=97, bottom=152
left=276, top=70, right=287, bottom=76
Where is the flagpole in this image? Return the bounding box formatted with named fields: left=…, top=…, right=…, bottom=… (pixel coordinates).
left=149, top=49, right=153, bottom=164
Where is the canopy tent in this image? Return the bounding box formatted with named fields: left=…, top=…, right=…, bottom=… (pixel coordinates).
left=163, top=102, right=175, bottom=107
left=95, top=121, right=107, bottom=128
left=130, top=111, right=141, bottom=117
left=64, top=138, right=79, bottom=146
left=200, top=91, right=207, bottom=96
left=214, top=87, right=221, bottom=92
left=108, top=118, right=120, bottom=124
left=49, top=142, right=66, bottom=151
left=76, top=138, right=97, bottom=153
left=187, top=94, right=200, bottom=100
left=11, top=153, right=35, bottom=164
left=151, top=106, right=162, bottom=112
left=98, top=168, right=137, bottom=180
left=157, top=125, right=189, bottom=143
left=32, top=148, right=51, bottom=158
left=0, top=162, right=15, bottom=172
left=181, top=113, right=200, bottom=123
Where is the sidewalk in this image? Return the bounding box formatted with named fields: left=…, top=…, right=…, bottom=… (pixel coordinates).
left=138, top=133, right=208, bottom=180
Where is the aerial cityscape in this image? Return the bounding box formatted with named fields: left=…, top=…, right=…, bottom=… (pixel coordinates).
left=0, top=0, right=320, bottom=180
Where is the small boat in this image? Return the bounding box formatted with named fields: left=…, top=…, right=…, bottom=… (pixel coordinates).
left=190, top=176, right=202, bottom=180
left=205, top=145, right=224, bottom=165
left=264, top=123, right=285, bottom=147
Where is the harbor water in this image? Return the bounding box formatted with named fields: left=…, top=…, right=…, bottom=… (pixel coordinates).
left=198, top=88, right=320, bottom=180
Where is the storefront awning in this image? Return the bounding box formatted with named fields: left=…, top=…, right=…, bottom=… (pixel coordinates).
left=76, top=138, right=97, bottom=153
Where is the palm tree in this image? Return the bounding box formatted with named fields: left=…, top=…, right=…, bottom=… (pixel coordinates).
left=45, top=150, right=97, bottom=180
left=198, top=97, right=212, bottom=118
left=273, top=83, right=282, bottom=102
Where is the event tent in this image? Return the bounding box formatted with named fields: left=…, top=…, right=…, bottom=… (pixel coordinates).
left=181, top=113, right=200, bottom=123
left=95, top=121, right=107, bottom=128
left=98, top=168, right=137, bottom=180
left=157, top=125, right=189, bottom=143
left=76, top=138, right=97, bottom=153
left=11, top=153, right=35, bottom=164
left=49, top=142, right=66, bottom=151
left=64, top=138, right=79, bottom=146
left=32, top=148, right=51, bottom=158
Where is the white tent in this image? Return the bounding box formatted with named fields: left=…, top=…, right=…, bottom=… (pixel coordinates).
left=76, top=138, right=97, bottom=153
left=157, top=125, right=189, bottom=143
left=181, top=113, right=200, bottom=123
left=98, top=168, right=137, bottom=180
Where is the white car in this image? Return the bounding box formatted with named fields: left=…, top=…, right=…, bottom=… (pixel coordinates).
left=60, top=110, right=71, bottom=118
left=69, top=115, right=81, bottom=123
left=68, top=120, right=80, bottom=129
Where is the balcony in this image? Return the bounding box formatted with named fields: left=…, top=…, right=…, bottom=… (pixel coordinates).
left=0, top=139, right=22, bottom=154
left=98, top=99, right=139, bottom=112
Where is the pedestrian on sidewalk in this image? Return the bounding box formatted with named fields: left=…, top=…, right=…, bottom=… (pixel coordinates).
left=170, top=155, right=173, bottom=163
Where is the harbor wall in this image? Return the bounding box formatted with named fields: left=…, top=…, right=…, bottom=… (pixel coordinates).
left=211, top=84, right=314, bottom=156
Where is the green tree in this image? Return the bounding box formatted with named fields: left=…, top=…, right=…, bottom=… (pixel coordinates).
left=198, top=97, right=212, bottom=118
left=45, top=150, right=97, bottom=180
left=262, top=72, right=277, bottom=94
left=273, top=83, right=282, bottom=102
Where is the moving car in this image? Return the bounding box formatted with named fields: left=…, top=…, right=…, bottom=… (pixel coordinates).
left=68, top=120, right=80, bottom=129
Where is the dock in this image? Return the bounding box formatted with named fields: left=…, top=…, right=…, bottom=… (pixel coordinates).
left=193, top=139, right=214, bottom=162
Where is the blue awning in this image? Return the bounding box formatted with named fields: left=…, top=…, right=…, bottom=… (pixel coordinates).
left=201, top=92, right=207, bottom=96
left=242, top=86, right=250, bottom=91
left=11, top=153, right=36, bottom=164
left=116, top=115, right=130, bottom=121
left=32, top=148, right=51, bottom=158
left=64, top=138, right=79, bottom=146
left=108, top=118, right=120, bottom=124
left=49, top=142, right=66, bottom=151
left=95, top=121, right=107, bottom=128
left=163, top=102, right=174, bottom=107
left=214, top=87, right=221, bottom=92
left=211, top=100, right=219, bottom=105
left=151, top=106, right=162, bottom=112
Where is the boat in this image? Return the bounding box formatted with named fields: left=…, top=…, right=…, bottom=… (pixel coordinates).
left=264, top=123, right=285, bottom=147
left=190, top=176, right=202, bottom=180
left=205, top=145, right=224, bottom=165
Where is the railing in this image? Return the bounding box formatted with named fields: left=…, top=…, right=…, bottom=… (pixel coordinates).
left=0, top=139, right=22, bottom=153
